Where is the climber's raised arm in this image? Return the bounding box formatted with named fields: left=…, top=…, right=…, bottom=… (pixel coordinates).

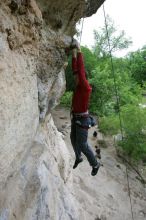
left=71, top=40, right=88, bottom=86
left=76, top=47, right=86, bottom=83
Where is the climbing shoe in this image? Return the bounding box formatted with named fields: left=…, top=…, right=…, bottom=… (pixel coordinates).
left=91, top=163, right=100, bottom=176
left=73, top=158, right=83, bottom=169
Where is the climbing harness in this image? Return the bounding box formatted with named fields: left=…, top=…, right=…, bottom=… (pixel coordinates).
left=102, top=4, right=135, bottom=220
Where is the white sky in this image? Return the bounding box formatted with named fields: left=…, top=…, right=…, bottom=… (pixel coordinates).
left=79, top=0, right=146, bottom=56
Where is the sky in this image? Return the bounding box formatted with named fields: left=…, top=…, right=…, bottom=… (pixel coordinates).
left=79, top=0, right=146, bottom=56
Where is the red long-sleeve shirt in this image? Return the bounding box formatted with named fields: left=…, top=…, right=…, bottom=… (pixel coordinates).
left=72, top=52, right=92, bottom=113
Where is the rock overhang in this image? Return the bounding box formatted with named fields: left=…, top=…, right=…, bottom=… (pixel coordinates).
left=36, top=0, right=105, bottom=35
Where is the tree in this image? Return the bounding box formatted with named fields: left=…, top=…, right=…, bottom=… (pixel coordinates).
left=98, top=104, right=146, bottom=162
left=89, top=65, right=115, bottom=115
left=80, top=46, right=97, bottom=77
left=128, top=46, right=146, bottom=86
left=119, top=104, right=146, bottom=161
left=93, top=15, right=133, bottom=58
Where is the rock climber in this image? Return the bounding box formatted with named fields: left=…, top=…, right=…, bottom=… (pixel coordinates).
left=69, top=39, right=100, bottom=176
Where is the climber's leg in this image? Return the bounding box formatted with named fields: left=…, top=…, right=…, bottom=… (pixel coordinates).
left=76, top=125, right=98, bottom=167
left=70, top=119, right=82, bottom=161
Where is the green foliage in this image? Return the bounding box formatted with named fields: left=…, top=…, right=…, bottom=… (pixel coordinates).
left=99, top=114, right=120, bottom=135
left=121, top=104, right=146, bottom=138
left=127, top=46, right=146, bottom=86
left=89, top=57, right=142, bottom=116
left=89, top=66, right=115, bottom=115
left=119, top=105, right=146, bottom=161
left=60, top=91, right=73, bottom=108
left=98, top=104, right=146, bottom=161
left=80, top=46, right=97, bottom=78
left=93, top=15, right=132, bottom=58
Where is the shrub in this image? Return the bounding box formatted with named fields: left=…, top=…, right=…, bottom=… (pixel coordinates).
left=60, top=91, right=73, bottom=108
left=99, top=114, right=120, bottom=135
left=119, top=104, right=146, bottom=161
left=99, top=104, right=146, bottom=161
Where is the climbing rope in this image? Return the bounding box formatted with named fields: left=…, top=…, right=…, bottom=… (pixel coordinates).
left=79, top=18, right=84, bottom=44
left=102, top=4, right=134, bottom=220
left=78, top=5, right=144, bottom=220
left=125, top=165, right=135, bottom=220
left=102, top=4, right=123, bottom=138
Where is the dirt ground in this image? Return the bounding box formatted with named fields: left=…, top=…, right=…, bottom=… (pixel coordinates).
left=52, top=106, right=146, bottom=220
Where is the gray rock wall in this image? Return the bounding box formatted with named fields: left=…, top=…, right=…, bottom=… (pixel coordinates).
left=0, top=0, right=105, bottom=219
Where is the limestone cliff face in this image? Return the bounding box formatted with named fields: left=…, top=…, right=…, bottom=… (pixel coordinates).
left=0, top=0, right=104, bottom=219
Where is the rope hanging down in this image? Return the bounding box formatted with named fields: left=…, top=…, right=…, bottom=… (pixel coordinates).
left=79, top=18, right=84, bottom=44
left=102, top=4, right=134, bottom=220
left=79, top=6, right=144, bottom=220
left=102, top=4, right=123, bottom=138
